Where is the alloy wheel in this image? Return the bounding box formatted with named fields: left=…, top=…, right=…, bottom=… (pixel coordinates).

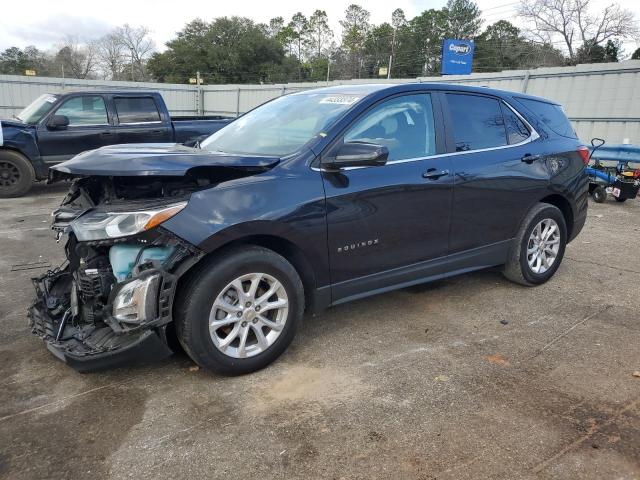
left=209, top=272, right=289, bottom=358
left=526, top=218, right=560, bottom=274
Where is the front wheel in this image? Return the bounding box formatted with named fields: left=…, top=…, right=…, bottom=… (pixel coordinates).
left=503, top=203, right=567, bottom=286
left=175, top=246, right=304, bottom=375
left=0, top=150, right=34, bottom=198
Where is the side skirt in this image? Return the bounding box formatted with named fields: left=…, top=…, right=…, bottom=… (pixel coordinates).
left=326, top=239, right=512, bottom=307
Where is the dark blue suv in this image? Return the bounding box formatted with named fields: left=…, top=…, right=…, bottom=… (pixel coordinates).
left=29, top=83, right=589, bottom=375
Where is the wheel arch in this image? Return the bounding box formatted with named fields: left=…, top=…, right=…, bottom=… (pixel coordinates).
left=539, top=194, right=574, bottom=239
left=176, top=233, right=320, bottom=315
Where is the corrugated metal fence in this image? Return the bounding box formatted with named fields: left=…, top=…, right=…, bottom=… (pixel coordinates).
left=2, top=60, right=640, bottom=144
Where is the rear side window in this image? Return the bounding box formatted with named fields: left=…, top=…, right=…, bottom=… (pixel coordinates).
left=501, top=103, right=530, bottom=144
left=516, top=98, right=576, bottom=138
left=446, top=94, right=506, bottom=152
left=114, top=97, right=161, bottom=124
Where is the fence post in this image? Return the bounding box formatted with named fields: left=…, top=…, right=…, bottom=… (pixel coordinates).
left=235, top=87, right=241, bottom=117
left=521, top=70, right=531, bottom=93
left=196, top=71, right=203, bottom=116
left=281, top=86, right=286, bottom=96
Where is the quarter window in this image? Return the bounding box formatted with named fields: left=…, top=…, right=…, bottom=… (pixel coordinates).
left=343, top=94, right=436, bottom=161
left=501, top=103, right=530, bottom=144
left=114, top=97, right=161, bottom=124
left=55, top=96, right=108, bottom=126
left=446, top=94, right=507, bottom=152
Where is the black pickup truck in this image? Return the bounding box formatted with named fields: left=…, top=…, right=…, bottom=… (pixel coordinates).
left=0, top=90, right=232, bottom=197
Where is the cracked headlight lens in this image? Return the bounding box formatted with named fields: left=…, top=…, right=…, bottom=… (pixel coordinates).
left=71, top=202, right=186, bottom=241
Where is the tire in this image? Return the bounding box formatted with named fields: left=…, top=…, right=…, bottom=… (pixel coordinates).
left=591, top=186, right=607, bottom=203
left=503, top=203, right=567, bottom=286
left=614, top=196, right=627, bottom=203
left=175, top=246, right=304, bottom=375
left=0, top=150, right=34, bottom=198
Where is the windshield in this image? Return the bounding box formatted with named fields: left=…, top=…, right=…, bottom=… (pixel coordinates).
left=200, top=93, right=362, bottom=156
left=16, top=94, right=59, bottom=124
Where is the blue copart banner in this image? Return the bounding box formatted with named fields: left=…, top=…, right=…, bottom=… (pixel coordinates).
left=442, top=39, right=475, bottom=75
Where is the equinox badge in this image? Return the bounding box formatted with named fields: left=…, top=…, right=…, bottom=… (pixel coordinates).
left=337, top=239, right=379, bottom=253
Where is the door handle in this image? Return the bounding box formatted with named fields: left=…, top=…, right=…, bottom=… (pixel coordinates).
left=150, top=129, right=163, bottom=135
left=423, top=168, right=450, bottom=180
left=99, top=130, right=112, bottom=136
left=521, top=153, right=541, bottom=164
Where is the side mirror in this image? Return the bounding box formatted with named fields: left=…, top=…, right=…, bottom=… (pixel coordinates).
left=48, top=114, right=69, bottom=130
left=325, top=142, right=389, bottom=170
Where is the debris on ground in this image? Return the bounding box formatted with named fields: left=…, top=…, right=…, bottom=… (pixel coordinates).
left=189, top=365, right=200, bottom=372
left=633, top=371, right=640, bottom=378
left=484, top=353, right=510, bottom=366
left=500, top=319, right=509, bottom=325
left=434, top=375, right=450, bottom=382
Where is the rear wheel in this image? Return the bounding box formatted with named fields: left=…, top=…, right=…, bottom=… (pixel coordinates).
left=0, top=150, right=35, bottom=198
left=591, top=186, right=607, bottom=203
left=175, top=246, right=304, bottom=375
left=503, top=203, right=567, bottom=286
left=0, top=150, right=34, bottom=198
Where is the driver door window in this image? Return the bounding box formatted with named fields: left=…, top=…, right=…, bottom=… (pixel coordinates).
left=55, top=96, right=108, bottom=126
left=343, top=94, right=436, bottom=161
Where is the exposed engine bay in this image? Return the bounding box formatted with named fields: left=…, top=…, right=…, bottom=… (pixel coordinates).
left=28, top=174, right=210, bottom=371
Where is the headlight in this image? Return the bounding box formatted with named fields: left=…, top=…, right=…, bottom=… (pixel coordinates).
left=71, top=202, right=187, bottom=241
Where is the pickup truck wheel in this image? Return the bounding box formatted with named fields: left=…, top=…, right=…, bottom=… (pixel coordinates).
left=175, top=246, right=304, bottom=375
left=0, top=150, right=34, bottom=198
left=503, top=203, right=567, bottom=286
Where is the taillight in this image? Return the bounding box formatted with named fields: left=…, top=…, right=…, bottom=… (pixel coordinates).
left=577, top=145, right=590, bottom=165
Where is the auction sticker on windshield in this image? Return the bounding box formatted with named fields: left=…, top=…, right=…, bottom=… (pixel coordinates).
left=319, top=95, right=360, bottom=105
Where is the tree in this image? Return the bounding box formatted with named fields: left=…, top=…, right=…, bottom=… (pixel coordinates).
left=410, top=9, right=449, bottom=76
left=474, top=20, right=565, bottom=72
left=632, top=47, right=640, bottom=60
left=576, top=38, right=620, bottom=63
left=340, top=4, right=371, bottom=78
left=518, top=0, right=637, bottom=62
left=147, top=17, right=287, bottom=84
left=267, top=17, right=285, bottom=38
left=445, top=0, right=482, bottom=38
left=113, top=24, right=155, bottom=81
left=307, top=10, right=333, bottom=58
left=96, top=32, right=127, bottom=80
left=53, top=36, right=97, bottom=79
left=0, top=46, right=52, bottom=76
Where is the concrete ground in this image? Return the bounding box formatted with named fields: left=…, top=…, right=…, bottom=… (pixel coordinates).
left=0, top=183, right=638, bottom=480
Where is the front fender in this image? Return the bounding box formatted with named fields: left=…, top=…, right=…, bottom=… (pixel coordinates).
left=161, top=169, right=330, bottom=286
left=0, top=124, right=46, bottom=178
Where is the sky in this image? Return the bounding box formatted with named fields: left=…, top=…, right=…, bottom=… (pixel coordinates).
left=1, top=0, right=639, bottom=55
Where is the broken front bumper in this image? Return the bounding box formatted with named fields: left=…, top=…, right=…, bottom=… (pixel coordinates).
left=28, top=266, right=175, bottom=373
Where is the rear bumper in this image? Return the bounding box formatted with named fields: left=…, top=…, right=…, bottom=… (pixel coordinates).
left=569, top=209, right=587, bottom=243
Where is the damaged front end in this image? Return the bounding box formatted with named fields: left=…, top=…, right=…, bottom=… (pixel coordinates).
left=28, top=175, right=205, bottom=372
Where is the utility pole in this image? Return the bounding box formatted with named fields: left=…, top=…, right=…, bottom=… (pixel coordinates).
left=388, top=27, right=397, bottom=80
left=130, top=48, right=135, bottom=81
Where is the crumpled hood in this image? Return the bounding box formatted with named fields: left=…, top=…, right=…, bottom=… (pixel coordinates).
left=51, top=143, right=280, bottom=176
left=0, top=118, right=27, bottom=128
